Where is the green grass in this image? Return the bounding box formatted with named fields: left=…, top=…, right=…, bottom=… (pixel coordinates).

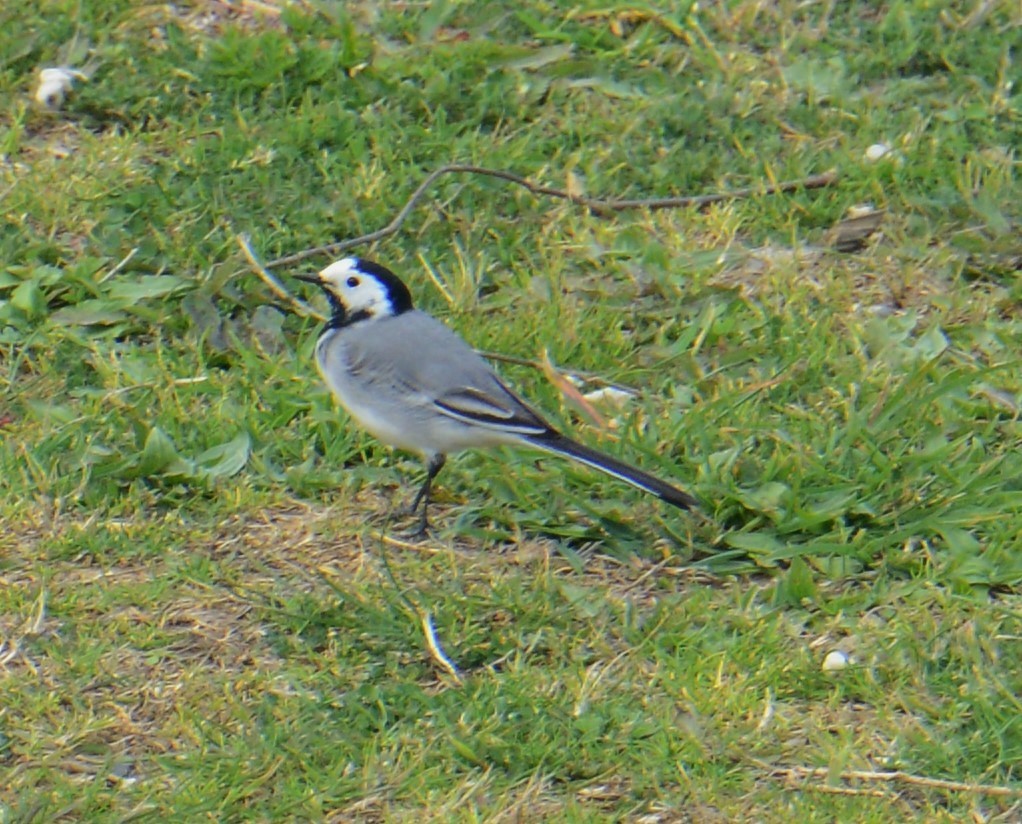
left=2, top=0, right=1021, bottom=819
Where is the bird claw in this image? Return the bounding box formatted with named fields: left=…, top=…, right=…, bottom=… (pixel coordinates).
left=395, top=500, right=432, bottom=538
left=405, top=519, right=432, bottom=540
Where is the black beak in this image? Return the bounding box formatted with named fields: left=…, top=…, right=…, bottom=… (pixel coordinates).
left=294, top=274, right=321, bottom=285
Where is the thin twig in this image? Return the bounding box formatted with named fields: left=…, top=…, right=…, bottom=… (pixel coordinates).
left=766, top=764, right=1022, bottom=797
left=421, top=611, right=463, bottom=683
left=369, top=520, right=463, bottom=684
left=265, top=164, right=839, bottom=268
left=371, top=530, right=471, bottom=557
left=620, top=557, right=673, bottom=593
left=97, top=247, right=138, bottom=284
left=784, top=784, right=891, bottom=798
left=475, top=350, right=639, bottom=395
left=237, top=233, right=325, bottom=321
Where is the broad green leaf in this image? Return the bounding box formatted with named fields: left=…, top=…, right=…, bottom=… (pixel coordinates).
left=794, top=490, right=859, bottom=529
left=249, top=305, right=287, bottom=353
left=862, top=313, right=916, bottom=359
left=723, top=532, right=788, bottom=556
left=558, top=581, right=605, bottom=618
left=10, top=280, right=47, bottom=319
left=497, top=43, right=574, bottom=71
left=25, top=401, right=77, bottom=425
left=938, top=526, right=981, bottom=555
left=809, top=555, right=864, bottom=577
left=107, top=276, right=188, bottom=303
left=781, top=56, right=848, bottom=101
left=912, top=324, right=949, bottom=361
left=195, top=433, right=251, bottom=479
left=137, top=427, right=194, bottom=478
left=774, top=555, right=817, bottom=606
left=49, top=301, right=128, bottom=326
left=738, top=482, right=791, bottom=517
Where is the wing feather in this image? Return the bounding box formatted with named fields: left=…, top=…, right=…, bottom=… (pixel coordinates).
left=433, top=385, right=549, bottom=436
left=337, top=310, right=554, bottom=437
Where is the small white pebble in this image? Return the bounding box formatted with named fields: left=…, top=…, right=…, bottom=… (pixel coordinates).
left=847, top=203, right=878, bottom=219
left=865, top=143, right=891, bottom=162
left=582, top=386, right=635, bottom=408
left=822, top=650, right=850, bottom=672
left=35, top=67, right=83, bottom=108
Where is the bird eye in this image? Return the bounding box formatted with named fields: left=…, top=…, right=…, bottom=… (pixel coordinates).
left=346, top=276, right=360, bottom=287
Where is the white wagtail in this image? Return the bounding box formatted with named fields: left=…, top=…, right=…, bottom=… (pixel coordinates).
left=296, top=257, right=697, bottom=532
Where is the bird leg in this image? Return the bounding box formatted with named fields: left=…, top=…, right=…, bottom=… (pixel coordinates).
left=402, top=453, right=446, bottom=535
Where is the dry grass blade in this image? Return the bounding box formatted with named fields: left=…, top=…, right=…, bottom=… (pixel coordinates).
left=422, top=611, right=462, bottom=684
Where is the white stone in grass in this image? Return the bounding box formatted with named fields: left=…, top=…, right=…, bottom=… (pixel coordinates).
left=35, top=67, right=85, bottom=108
left=582, top=386, right=635, bottom=408
left=865, top=143, right=892, bottom=162
left=822, top=650, right=850, bottom=672
left=847, top=203, right=879, bottom=219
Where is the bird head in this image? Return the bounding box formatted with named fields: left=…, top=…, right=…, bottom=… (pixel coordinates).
left=296, top=257, right=413, bottom=326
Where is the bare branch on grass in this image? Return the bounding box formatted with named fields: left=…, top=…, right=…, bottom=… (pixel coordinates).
left=239, top=164, right=838, bottom=383
left=785, top=784, right=891, bottom=799
left=766, top=764, right=1022, bottom=798
left=264, top=164, right=839, bottom=268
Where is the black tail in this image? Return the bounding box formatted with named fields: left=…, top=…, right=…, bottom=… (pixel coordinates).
left=527, top=433, right=697, bottom=510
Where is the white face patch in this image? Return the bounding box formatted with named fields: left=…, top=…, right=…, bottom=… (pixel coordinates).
left=318, top=258, right=393, bottom=319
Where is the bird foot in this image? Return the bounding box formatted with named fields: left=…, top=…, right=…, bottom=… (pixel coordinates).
left=395, top=501, right=432, bottom=539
